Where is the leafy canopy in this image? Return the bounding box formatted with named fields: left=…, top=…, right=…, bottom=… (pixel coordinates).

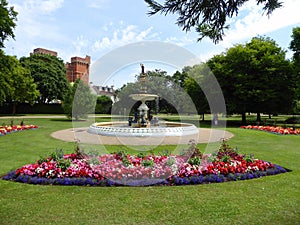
left=0, top=49, right=12, bottom=104
left=207, top=36, right=295, bottom=122
left=289, top=27, right=300, bottom=103
left=290, top=27, right=300, bottom=62
left=145, top=0, right=282, bottom=43
left=0, top=0, right=18, bottom=48
left=20, top=53, right=70, bottom=103
left=113, top=69, right=196, bottom=114
left=0, top=50, right=39, bottom=107
left=62, top=79, right=97, bottom=120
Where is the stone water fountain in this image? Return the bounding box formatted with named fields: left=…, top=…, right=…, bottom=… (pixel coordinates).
left=88, top=64, right=198, bottom=137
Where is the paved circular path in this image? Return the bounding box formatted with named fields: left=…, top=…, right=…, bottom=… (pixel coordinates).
left=51, top=127, right=234, bottom=145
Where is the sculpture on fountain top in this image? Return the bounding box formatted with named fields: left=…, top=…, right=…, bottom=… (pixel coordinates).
left=139, top=63, right=147, bottom=93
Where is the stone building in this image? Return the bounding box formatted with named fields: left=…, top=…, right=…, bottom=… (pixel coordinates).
left=91, top=84, right=115, bottom=96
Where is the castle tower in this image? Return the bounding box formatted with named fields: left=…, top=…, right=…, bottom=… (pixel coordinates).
left=65, top=55, right=90, bottom=84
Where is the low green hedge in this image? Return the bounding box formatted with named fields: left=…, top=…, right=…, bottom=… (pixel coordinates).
left=0, top=103, right=64, bottom=114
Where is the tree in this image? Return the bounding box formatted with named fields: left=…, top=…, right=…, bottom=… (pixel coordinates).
left=0, top=50, right=39, bottom=113
left=20, top=53, right=70, bottom=103
left=207, top=36, right=295, bottom=124
left=113, top=69, right=196, bottom=115
left=143, top=69, right=191, bottom=113
left=289, top=27, right=300, bottom=103
left=62, top=79, right=96, bottom=120
left=171, top=70, right=188, bottom=88
left=0, top=0, right=18, bottom=48
left=0, top=49, right=12, bottom=104
left=7, top=57, right=40, bottom=114
left=145, top=0, right=282, bottom=43
left=290, top=27, right=300, bottom=64
left=182, top=64, right=209, bottom=119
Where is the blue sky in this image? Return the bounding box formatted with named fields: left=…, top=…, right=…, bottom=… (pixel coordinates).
left=4, top=0, right=300, bottom=88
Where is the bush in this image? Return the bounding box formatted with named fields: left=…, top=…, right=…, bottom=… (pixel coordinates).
left=285, top=116, right=300, bottom=124
left=95, top=96, right=112, bottom=114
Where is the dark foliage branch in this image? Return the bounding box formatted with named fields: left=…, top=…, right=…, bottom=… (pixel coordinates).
left=145, top=0, right=283, bottom=43
left=0, top=0, right=18, bottom=48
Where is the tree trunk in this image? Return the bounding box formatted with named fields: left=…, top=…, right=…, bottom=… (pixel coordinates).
left=12, top=103, right=17, bottom=115
left=241, top=112, right=246, bottom=125
left=202, top=113, right=205, bottom=121
left=256, top=113, right=261, bottom=123
left=269, top=114, right=272, bottom=119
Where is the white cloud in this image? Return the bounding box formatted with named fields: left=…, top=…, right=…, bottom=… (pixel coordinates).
left=9, top=0, right=65, bottom=38
left=15, top=0, right=64, bottom=15
left=4, top=0, right=68, bottom=59
left=165, top=36, right=195, bottom=47
left=87, top=0, right=110, bottom=9
left=93, top=23, right=154, bottom=52
left=71, top=35, right=90, bottom=55
left=223, top=0, right=300, bottom=45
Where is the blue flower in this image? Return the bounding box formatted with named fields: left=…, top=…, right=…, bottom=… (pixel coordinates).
left=216, top=175, right=225, bottom=183
left=106, top=179, right=115, bottom=186
left=183, top=177, right=190, bottom=185
left=247, top=174, right=254, bottom=179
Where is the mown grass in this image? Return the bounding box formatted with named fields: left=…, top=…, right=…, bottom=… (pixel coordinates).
left=0, top=116, right=299, bottom=225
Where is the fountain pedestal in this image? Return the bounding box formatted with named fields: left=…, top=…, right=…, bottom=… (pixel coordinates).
left=129, top=93, right=158, bottom=127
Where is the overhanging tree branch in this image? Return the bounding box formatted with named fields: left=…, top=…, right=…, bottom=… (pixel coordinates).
left=145, top=0, right=283, bottom=43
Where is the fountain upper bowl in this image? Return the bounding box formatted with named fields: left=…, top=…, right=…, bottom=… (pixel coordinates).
left=129, top=93, right=158, bottom=101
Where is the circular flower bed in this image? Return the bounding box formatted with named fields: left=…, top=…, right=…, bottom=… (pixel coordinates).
left=0, top=125, right=38, bottom=136
left=240, top=125, right=300, bottom=135
left=2, top=140, right=288, bottom=187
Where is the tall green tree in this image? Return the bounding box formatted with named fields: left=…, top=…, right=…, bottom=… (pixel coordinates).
left=8, top=58, right=40, bottom=114
left=0, top=49, right=12, bottom=104
left=289, top=27, right=300, bottom=104
left=208, top=36, right=295, bottom=124
left=290, top=27, right=300, bottom=64
left=0, top=0, right=18, bottom=48
left=145, top=0, right=282, bottom=43
left=0, top=0, right=18, bottom=105
left=172, top=70, right=188, bottom=88
left=0, top=50, right=39, bottom=112
left=182, top=64, right=209, bottom=118
left=62, top=79, right=96, bottom=120
left=20, top=53, right=70, bottom=103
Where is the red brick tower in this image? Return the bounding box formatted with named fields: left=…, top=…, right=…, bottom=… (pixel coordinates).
left=65, top=55, right=90, bottom=84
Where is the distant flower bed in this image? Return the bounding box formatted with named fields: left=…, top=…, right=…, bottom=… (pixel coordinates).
left=0, top=125, right=38, bottom=136
left=240, top=125, right=300, bottom=135
left=2, top=140, right=288, bottom=187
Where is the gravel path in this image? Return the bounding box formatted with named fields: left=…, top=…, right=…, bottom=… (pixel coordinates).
left=51, top=127, right=234, bottom=145
left=0, top=115, right=234, bottom=145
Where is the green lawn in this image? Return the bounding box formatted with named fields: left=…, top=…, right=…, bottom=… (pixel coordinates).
left=0, top=116, right=299, bottom=225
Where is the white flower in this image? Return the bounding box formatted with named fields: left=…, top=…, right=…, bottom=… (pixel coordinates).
left=35, top=167, right=43, bottom=174
left=171, top=164, right=178, bottom=175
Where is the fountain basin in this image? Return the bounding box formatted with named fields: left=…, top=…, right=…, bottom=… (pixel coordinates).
left=88, top=121, right=199, bottom=137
